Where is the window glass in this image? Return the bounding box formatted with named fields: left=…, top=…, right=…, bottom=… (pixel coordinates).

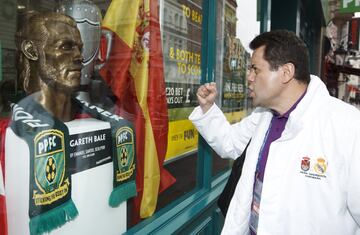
left=157, top=0, right=202, bottom=214
left=212, top=0, right=259, bottom=177
left=0, top=0, right=204, bottom=232
left=161, top=0, right=202, bottom=163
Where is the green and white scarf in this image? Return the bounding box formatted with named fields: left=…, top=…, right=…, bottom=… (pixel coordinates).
left=10, top=94, right=136, bottom=235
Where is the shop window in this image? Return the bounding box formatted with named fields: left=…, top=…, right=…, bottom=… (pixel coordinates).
left=0, top=0, right=205, bottom=233
left=212, top=0, right=259, bottom=177
left=155, top=0, right=203, bottom=213
left=0, top=0, right=260, bottom=233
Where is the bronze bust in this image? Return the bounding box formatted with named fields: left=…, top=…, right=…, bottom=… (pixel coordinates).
left=15, top=12, right=83, bottom=122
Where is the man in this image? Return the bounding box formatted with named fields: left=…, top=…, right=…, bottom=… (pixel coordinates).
left=15, top=12, right=83, bottom=122
left=189, top=30, right=360, bottom=234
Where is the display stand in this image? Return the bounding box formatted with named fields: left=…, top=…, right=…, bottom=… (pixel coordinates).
left=5, top=118, right=126, bottom=235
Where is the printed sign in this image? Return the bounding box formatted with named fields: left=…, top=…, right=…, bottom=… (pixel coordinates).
left=340, top=0, right=360, bottom=13
left=165, top=119, right=198, bottom=160
left=162, top=0, right=203, bottom=160
left=69, top=128, right=112, bottom=174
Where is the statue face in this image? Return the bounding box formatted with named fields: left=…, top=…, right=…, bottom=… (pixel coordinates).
left=39, top=21, right=83, bottom=93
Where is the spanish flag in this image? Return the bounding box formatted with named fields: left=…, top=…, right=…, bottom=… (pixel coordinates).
left=100, top=0, right=176, bottom=219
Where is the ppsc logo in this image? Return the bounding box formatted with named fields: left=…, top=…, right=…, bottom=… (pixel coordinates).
left=33, top=130, right=69, bottom=205
left=115, top=127, right=135, bottom=182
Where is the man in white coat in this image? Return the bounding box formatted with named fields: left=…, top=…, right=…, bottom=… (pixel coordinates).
left=189, top=30, right=360, bottom=234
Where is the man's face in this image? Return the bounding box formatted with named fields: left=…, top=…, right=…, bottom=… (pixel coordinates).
left=39, top=21, right=83, bottom=93
left=247, top=45, right=284, bottom=109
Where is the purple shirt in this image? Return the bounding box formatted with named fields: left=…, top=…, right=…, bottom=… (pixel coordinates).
left=257, top=92, right=306, bottom=181
left=250, top=92, right=306, bottom=235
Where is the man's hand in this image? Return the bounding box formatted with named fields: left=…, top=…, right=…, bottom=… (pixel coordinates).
left=196, top=82, right=217, bottom=113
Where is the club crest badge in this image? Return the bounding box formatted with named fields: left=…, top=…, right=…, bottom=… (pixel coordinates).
left=314, top=158, right=327, bottom=174
left=33, top=130, right=69, bottom=206
left=115, top=127, right=135, bottom=182
left=300, top=155, right=328, bottom=180
left=301, top=156, right=310, bottom=171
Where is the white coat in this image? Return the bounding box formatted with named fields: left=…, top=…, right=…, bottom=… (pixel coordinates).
left=189, top=75, right=360, bottom=235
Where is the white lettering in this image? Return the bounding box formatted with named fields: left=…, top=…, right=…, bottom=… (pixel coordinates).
left=12, top=104, right=49, bottom=128
left=94, top=134, right=106, bottom=142
left=69, top=136, right=93, bottom=147
left=110, top=114, right=122, bottom=121
left=14, top=110, right=33, bottom=121
left=343, top=0, right=353, bottom=8
left=38, top=136, right=57, bottom=154
left=11, top=103, right=22, bottom=113
left=117, top=132, right=128, bottom=144
left=76, top=99, right=123, bottom=121
left=50, top=136, right=56, bottom=149
left=185, top=88, right=191, bottom=103
left=38, top=142, right=44, bottom=154
left=79, top=100, right=90, bottom=107
left=102, top=111, right=111, bottom=117
left=24, top=119, right=50, bottom=128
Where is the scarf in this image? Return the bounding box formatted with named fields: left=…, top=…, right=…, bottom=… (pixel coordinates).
left=10, top=94, right=136, bottom=235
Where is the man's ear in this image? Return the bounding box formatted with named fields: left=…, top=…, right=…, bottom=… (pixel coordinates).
left=21, top=40, right=38, bottom=61
left=281, top=62, right=295, bottom=83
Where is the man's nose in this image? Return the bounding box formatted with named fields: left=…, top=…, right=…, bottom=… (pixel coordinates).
left=247, top=70, right=255, bottom=82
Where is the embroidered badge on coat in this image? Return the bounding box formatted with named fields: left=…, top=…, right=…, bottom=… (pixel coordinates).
left=301, top=156, right=310, bottom=171
left=299, top=156, right=327, bottom=180
left=314, top=158, right=327, bottom=174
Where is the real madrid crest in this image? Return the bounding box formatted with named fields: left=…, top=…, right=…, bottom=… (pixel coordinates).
left=314, top=158, right=327, bottom=174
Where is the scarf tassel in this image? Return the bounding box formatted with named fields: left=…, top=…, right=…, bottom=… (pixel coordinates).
left=109, top=181, right=137, bottom=208
left=29, top=199, right=78, bottom=235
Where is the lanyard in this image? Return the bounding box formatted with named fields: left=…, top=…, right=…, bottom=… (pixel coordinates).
left=255, top=117, right=274, bottom=174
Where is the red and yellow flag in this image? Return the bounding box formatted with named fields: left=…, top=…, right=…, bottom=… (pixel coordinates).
left=100, top=0, right=176, bottom=218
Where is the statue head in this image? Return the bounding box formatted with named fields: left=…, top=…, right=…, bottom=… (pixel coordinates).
left=16, top=11, right=83, bottom=95
left=56, top=0, right=102, bottom=86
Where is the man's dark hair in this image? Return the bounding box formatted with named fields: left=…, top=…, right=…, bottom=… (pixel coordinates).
left=249, top=30, right=310, bottom=83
